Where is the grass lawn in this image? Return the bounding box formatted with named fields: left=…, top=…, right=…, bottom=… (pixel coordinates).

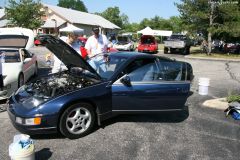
left=190, top=46, right=240, bottom=59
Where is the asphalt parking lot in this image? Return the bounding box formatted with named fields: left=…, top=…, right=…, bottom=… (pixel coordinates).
left=0, top=47, right=239, bottom=160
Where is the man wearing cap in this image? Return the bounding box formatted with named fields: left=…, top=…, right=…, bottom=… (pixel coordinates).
left=85, top=26, right=109, bottom=58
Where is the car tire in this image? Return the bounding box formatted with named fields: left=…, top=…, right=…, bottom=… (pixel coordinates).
left=183, top=47, right=190, bottom=55
left=59, top=103, right=96, bottom=139
left=18, top=74, right=24, bottom=88
left=33, top=62, right=38, bottom=77
left=164, top=47, right=168, bottom=54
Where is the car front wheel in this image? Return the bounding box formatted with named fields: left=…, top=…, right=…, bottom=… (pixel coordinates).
left=59, top=103, right=96, bottom=139
left=18, top=74, right=24, bottom=88
left=34, top=63, right=38, bottom=77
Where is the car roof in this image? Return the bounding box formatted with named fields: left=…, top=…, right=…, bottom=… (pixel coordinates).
left=109, top=51, right=151, bottom=58
left=108, top=51, right=174, bottom=61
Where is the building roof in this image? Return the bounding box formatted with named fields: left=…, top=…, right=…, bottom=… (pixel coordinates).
left=43, top=4, right=120, bottom=29
left=0, top=9, right=5, bottom=19
left=41, top=18, right=66, bottom=28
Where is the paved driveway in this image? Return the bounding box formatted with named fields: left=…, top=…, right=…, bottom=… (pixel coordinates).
left=0, top=49, right=239, bottom=160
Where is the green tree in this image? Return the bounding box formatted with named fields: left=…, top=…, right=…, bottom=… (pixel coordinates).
left=169, top=16, right=183, bottom=33
left=139, top=16, right=173, bottom=31
left=5, top=0, right=43, bottom=29
left=122, top=22, right=140, bottom=33
left=58, top=0, right=88, bottom=12
left=99, top=7, right=128, bottom=28
left=176, top=0, right=240, bottom=54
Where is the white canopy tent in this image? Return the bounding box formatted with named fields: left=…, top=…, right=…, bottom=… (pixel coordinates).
left=137, top=26, right=172, bottom=37
left=59, top=24, right=84, bottom=34
left=137, top=26, right=154, bottom=35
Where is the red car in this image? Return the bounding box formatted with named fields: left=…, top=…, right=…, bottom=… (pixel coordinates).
left=138, top=35, right=158, bottom=54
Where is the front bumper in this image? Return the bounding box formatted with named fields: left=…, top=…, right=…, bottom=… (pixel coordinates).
left=114, top=46, right=131, bottom=51
left=138, top=49, right=157, bottom=53
left=7, top=102, right=58, bottom=135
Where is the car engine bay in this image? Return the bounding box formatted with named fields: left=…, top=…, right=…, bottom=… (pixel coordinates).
left=25, top=69, right=96, bottom=99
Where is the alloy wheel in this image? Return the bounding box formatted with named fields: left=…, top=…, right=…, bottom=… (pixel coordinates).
left=66, top=107, right=91, bottom=134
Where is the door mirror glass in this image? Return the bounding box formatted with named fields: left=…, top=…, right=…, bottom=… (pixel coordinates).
left=120, top=75, right=131, bottom=87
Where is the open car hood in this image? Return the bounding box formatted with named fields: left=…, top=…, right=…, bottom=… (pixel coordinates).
left=39, top=34, right=101, bottom=79
left=0, top=27, right=34, bottom=50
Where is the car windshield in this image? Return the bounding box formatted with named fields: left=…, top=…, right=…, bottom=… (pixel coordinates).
left=117, top=37, right=128, bottom=42
left=169, top=35, right=186, bottom=40
left=0, top=50, right=21, bottom=63
left=89, top=54, right=127, bottom=79
left=141, top=36, right=155, bottom=44
left=0, top=35, right=28, bottom=48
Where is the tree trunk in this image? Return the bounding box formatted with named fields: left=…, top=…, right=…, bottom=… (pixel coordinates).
left=208, top=32, right=212, bottom=55
left=208, top=0, right=214, bottom=55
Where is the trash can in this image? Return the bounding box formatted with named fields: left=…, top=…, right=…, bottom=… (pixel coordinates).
left=198, top=78, right=210, bottom=95
left=9, top=134, right=35, bottom=160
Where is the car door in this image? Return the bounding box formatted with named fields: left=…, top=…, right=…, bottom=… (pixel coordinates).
left=20, top=49, right=34, bottom=81
left=111, top=57, right=190, bottom=112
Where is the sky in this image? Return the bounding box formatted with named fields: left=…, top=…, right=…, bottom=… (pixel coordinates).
left=0, top=0, right=181, bottom=23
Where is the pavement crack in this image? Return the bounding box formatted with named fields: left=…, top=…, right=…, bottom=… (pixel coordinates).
left=225, top=62, right=240, bottom=84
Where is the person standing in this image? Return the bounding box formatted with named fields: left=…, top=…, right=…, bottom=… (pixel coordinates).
left=52, top=32, right=81, bottom=73
left=85, top=26, right=109, bottom=58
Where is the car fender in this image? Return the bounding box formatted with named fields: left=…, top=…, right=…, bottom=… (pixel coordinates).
left=38, top=82, right=111, bottom=124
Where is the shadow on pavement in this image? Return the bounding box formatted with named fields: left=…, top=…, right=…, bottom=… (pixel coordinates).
left=31, top=133, right=65, bottom=140
left=31, top=106, right=189, bottom=139
left=35, top=148, right=52, bottom=160
left=101, top=105, right=189, bottom=128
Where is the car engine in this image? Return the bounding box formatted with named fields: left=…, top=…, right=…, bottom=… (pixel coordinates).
left=26, top=70, right=95, bottom=98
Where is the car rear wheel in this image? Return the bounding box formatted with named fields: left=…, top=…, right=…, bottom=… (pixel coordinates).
left=18, top=74, right=24, bottom=88
left=164, top=47, right=168, bottom=54
left=59, top=103, right=96, bottom=139
left=34, top=63, right=38, bottom=77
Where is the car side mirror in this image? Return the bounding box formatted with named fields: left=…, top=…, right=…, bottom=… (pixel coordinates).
left=120, top=76, right=131, bottom=87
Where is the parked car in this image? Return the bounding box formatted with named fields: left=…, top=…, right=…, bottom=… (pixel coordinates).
left=0, top=28, right=38, bottom=100
left=8, top=35, right=194, bottom=139
left=113, top=36, right=135, bottom=51
left=224, top=43, right=240, bottom=54
left=164, top=34, right=191, bottom=55
left=138, top=35, right=158, bottom=53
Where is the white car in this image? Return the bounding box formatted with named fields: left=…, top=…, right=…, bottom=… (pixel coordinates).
left=113, top=36, right=135, bottom=51
left=0, top=27, right=38, bottom=100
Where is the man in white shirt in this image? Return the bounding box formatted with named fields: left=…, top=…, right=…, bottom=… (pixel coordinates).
left=85, top=26, right=109, bottom=58
left=85, top=26, right=109, bottom=69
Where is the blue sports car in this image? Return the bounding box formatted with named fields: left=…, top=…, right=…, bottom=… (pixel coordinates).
left=8, top=35, right=194, bottom=139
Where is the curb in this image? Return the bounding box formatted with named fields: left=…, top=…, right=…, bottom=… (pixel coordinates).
left=184, top=55, right=240, bottom=62
left=202, top=98, right=228, bottom=110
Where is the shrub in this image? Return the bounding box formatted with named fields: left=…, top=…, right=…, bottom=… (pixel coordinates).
left=227, top=95, right=240, bottom=103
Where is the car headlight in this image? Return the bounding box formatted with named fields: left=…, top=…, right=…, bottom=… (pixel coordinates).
left=16, top=117, right=41, bottom=125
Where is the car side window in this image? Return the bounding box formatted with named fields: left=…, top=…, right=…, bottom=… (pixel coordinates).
left=157, top=58, right=184, bottom=81
left=124, top=58, right=160, bottom=82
